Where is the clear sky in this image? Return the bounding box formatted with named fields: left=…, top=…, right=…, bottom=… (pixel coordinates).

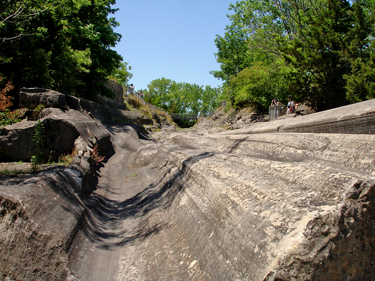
left=111, top=0, right=234, bottom=91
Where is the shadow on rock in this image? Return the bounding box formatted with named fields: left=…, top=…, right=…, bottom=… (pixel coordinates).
left=80, top=151, right=214, bottom=250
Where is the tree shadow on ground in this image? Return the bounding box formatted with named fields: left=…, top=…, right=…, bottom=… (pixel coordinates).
left=80, top=151, right=215, bottom=250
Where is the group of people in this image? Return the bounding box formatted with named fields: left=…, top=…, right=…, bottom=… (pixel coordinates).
left=128, top=84, right=144, bottom=98
left=270, top=96, right=298, bottom=115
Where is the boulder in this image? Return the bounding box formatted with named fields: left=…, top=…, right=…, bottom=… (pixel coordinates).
left=19, top=88, right=68, bottom=109
left=0, top=108, right=113, bottom=162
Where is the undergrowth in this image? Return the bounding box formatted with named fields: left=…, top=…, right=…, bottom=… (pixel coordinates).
left=0, top=79, right=21, bottom=127
left=30, top=120, right=45, bottom=172
left=89, top=144, right=105, bottom=165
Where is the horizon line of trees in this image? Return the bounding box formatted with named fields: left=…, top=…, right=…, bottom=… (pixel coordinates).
left=211, top=0, right=375, bottom=112
left=141, top=77, right=224, bottom=115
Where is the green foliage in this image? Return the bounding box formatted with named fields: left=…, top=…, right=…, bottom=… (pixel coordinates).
left=0, top=110, right=21, bottom=127
left=34, top=104, right=45, bottom=113
left=108, top=61, right=133, bottom=87
left=0, top=168, right=29, bottom=177
left=58, top=150, right=76, bottom=166
left=143, top=78, right=223, bottom=115
left=230, top=59, right=293, bottom=111
left=31, top=120, right=45, bottom=171
left=210, top=23, right=253, bottom=81
left=213, top=0, right=375, bottom=112
left=0, top=0, right=124, bottom=99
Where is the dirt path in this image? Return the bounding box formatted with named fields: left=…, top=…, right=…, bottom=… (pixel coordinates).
left=66, top=124, right=206, bottom=281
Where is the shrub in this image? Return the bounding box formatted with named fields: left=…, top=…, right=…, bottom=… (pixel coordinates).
left=30, top=121, right=45, bottom=172
left=0, top=79, right=21, bottom=127
left=89, top=144, right=105, bottom=165
left=0, top=78, right=14, bottom=111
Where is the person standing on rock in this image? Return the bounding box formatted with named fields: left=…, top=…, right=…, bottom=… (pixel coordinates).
left=128, top=84, right=135, bottom=95
left=287, top=96, right=295, bottom=114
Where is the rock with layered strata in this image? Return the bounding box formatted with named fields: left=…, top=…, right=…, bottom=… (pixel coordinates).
left=19, top=87, right=68, bottom=109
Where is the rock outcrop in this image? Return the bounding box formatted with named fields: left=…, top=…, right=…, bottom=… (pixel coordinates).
left=145, top=132, right=375, bottom=280
left=132, top=99, right=375, bottom=280
left=19, top=88, right=68, bottom=110
left=1, top=90, right=375, bottom=280
left=0, top=107, right=112, bottom=162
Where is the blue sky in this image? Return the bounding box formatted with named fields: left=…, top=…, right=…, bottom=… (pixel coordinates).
left=112, top=0, right=234, bottom=91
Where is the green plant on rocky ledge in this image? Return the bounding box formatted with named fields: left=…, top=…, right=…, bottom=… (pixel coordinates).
left=127, top=94, right=142, bottom=108
left=0, top=109, right=22, bottom=127
left=89, top=144, right=105, bottom=165
left=30, top=120, right=45, bottom=172
left=0, top=168, right=28, bottom=177
left=58, top=149, right=77, bottom=167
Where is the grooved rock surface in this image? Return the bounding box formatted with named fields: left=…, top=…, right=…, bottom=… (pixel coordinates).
left=0, top=166, right=86, bottom=280
left=221, top=98, right=375, bottom=135
left=149, top=132, right=375, bottom=280
left=1, top=99, right=375, bottom=280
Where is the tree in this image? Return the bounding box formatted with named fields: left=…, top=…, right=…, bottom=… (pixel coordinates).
left=143, top=78, right=223, bottom=115
left=343, top=1, right=375, bottom=103
left=213, top=0, right=375, bottom=111
left=230, top=59, right=293, bottom=111
left=279, top=0, right=374, bottom=110
left=0, top=0, right=123, bottom=99
left=108, top=61, right=133, bottom=87
left=211, top=23, right=253, bottom=82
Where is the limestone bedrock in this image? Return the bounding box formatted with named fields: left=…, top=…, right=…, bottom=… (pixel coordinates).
left=1, top=95, right=375, bottom=280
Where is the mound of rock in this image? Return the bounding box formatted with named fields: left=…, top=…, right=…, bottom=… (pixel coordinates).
left=2, top=87, right=375, bottom=280
left=133, top=99, right=375, bottom=280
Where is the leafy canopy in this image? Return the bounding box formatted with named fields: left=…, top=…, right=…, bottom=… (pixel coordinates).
left=0, top=0, right=127, bottom=99
left=142, top=78, right=223, bottom=115
left=213, top=0, right=375, bottom=111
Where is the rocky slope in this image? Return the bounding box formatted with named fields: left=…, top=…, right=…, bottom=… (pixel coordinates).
left=1, top=91, right=375, bottom=280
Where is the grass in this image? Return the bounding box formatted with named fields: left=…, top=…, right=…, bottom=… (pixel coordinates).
left=0, top=168, right=29, bottom=176
left=124, top=172, right=138, bottom=178
left=127, top=95, right=143, bottom=108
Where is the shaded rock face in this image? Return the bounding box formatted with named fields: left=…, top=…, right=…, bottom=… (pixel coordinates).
left=0, top=196, right=69, bottom=280
left=102, top=80, right=125, bottom=108
left=0, top=165, right=87, bottom=281
left=0, top=108, right=112, bottom=162
left=19, top=87, right=68, bottom=109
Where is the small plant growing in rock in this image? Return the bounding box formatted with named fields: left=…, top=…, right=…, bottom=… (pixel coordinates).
left=30, top=120, right=45, bottom=172
left=0, top=78, right=14, bottom=111
left=58, top=149, right=77, bottom=166
left=0, top=79, right=21, bottom=127
left=89, top=144, right=105, bottom=165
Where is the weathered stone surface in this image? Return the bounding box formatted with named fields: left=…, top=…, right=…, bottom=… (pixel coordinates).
left=67, top=104, right=375, bottom=280
left=0, top=108, right=112, bottom=162
left=19, top=88, right=68, bottom=109
left=0, top=166, right=86, bottom=281
left=101, top=80, right=125, bottom=108
left=222, top=98, right=375, bottom=135
left=2, top=95, right=375, bottom=280
left=159, top=132, right=375, bottom=280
